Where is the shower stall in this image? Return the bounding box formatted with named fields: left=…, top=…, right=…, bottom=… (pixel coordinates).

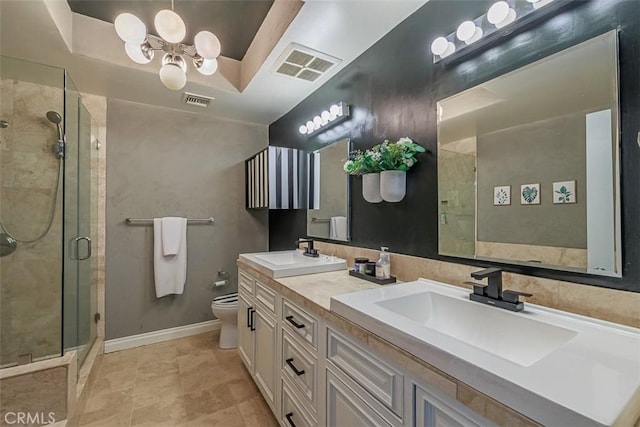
left=0, top=56, right=99, bottom=371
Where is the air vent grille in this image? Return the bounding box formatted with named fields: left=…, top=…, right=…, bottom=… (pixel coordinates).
left=182, top=92, right=214, bottom=107
left=273, top=43, right=341, bottom=83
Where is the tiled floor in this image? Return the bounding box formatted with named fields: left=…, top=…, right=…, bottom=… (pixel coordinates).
left=78, top=331, right=279, bottom=426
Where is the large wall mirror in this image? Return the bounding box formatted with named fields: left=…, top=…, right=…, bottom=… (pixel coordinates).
left=437, top=31, right=621, bottom=277
left=306, top=138, right=350, bottom=241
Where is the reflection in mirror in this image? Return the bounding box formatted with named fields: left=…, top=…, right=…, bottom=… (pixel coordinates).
left=437, top=31, right=621, bottom=277
left=307, top=138, right=350, bottom=241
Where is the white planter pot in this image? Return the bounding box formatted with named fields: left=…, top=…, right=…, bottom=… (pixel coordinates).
left=362, top=173, right=383, bottom=203
left=380, top=170, right=406, bottom=202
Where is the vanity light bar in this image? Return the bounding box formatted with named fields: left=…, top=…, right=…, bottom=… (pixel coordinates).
left=298, top=102, right=350, bottom=137
left=430, top=0, right=571, bottom=63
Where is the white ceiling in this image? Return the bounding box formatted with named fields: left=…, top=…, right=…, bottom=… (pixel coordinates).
left=0, top=0, right=428, bottom=125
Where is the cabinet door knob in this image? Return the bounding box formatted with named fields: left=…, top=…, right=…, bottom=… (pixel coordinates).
left=285, top=315, right=305, bottom=329
left=285, top=358, right=305, bottom=376
left=285, top=412, right=296, bottom=427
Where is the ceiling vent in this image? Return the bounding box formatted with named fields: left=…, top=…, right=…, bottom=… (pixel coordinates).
left=182, top=92, right=214, bottom=107
left=273, top=43, right=341, bottom=83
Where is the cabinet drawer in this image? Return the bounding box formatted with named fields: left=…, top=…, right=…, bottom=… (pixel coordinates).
left=414, top=383, right=494, bottom=427
left=326, top=369, right=392, bottom=427
left=239, top=270, right=254, bottom=296
left=255, top=280, right=276, bottom=314
left=282, top=299, right=317, bottom=349
left=327, top=328, right=403, bottom=419
left=282, top=331, right=318, bottom=412
left=282, top=379, right=316, bottom=427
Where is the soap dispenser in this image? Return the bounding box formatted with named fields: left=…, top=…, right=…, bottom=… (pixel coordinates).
left=375, top=247, right=391, bottom=279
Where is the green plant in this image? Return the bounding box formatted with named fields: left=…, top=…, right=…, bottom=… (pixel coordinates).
left=376, top=137, right=426, bottom=171
left=343, top=137, right=425, bottom=175
left=343, top=149, right=383, bottom=175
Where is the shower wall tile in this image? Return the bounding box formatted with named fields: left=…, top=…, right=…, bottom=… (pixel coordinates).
left=0, top=78, right=63, bottom=366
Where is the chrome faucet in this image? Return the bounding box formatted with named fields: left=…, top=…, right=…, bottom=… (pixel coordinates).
left=296, top=238, right=319, bottom=258
left=466, top=268, right=532, bottom=312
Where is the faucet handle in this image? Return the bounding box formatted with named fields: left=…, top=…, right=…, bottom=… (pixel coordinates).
left=502, top=290, right=533, bottom=304
left=464, top=281, right=487, bottom=296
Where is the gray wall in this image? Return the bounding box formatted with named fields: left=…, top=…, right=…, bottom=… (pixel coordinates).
left=105, top=99, right=268, bottom=340
left=477, top=113, right=587, bottom=248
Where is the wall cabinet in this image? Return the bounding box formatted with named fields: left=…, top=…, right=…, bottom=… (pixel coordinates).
left=237, top=268, right=494, bottom=427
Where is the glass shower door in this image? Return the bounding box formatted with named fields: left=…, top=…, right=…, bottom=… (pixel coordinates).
left=63, top=75, right=96, bottom=367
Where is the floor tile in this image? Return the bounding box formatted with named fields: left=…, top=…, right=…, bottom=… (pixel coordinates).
left=183, top=383, right=236, bottom=421
left=79, top=332, right=277, bottom=427
left=131, top=399, right=187, bottom=426
left=182, top=405, right=245, bottom=427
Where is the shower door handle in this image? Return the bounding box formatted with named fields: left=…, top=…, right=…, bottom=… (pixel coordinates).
left=75, top=236, right=92, bottom=261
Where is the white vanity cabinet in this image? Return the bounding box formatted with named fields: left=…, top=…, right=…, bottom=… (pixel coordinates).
left=237, top=267, right=495, bottom=427
left=237, top=270, right=280, bottom=414
left=237, top=270, right=255, bottom=371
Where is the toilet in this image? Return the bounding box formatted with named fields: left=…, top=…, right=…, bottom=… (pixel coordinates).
left=210, top=292, right=238, bottom=349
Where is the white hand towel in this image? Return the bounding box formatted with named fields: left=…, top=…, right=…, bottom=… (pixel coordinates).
left=153, top=218, right=187, bottom=298
left=161, top=217, right=184, bottom=256
left=330, top=216, right=348, bottom=240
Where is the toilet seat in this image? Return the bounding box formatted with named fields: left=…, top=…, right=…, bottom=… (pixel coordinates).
left=211, top=292, right=238, bottom=308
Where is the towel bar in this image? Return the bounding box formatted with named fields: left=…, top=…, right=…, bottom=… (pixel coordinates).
left=126, top=217, right=214, bottom=224
left=311, top=217, right=330, bottom=223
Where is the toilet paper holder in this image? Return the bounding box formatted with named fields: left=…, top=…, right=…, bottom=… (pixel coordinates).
left=211, top=270, right=230, bottom=288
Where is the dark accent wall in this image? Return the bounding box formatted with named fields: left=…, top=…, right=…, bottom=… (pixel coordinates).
left=268, top=0, right=640, bottom=292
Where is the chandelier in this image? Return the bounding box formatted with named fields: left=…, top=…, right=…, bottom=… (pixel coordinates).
left=114, top=0, right=221, bottom=90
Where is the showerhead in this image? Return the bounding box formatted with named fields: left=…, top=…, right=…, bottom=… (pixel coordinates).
left=46, top=111, right=62, bottom=125
left=46, top=111, right=63, bottom=142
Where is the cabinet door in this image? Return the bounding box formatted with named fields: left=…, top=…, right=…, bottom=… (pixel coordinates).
left=326, top=371, right=392, bottom=427
left=254, top=307, right=277, bottom=409
left=238, top=294, right=255, bottom=372
left=414, top=384, right=493, bottom=427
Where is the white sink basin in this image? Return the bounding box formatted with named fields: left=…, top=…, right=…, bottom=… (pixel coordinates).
left=375, top=291, right=577, bottom=367
left=331, top=279, right=640, bottom=427
left=239, top=250, right=347, bottom=278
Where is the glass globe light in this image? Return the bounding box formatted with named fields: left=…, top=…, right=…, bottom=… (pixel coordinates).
left=299, top=125, right=307, bottom=135
left=456, top=21, right=477, bottom=42
left=154, top=10, right=186, bottom=43
left=195, top=58, right=218, bottom=76
left=125, top=42, right=153, bottom=64
left=329, top=104, right=341, bottom=116
left=114, top=13, right=146, bottom=44
left=159, top=63, right=187, bottom=90
left=488, top=1, right=516, bottom=27
left=431, top=37, right=449, bottom=56
left=194, top=31, right=221, bottom=60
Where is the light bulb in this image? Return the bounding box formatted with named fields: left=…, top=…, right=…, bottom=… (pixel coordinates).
left=487, top=1, right=516, bottom=27
left=305, top=121, right=314, bottom=133
left=430, top=37, right=449, bottom=56
left=194, top=31, right=221, bottom=60
left=321, top=110, right=331, bottom=121
left=125, top=42, right=153, bottom=64
left=329, top=104, right=341, bottom=116
left=114, top=13, right=146, bottom=44
left=154, top=10, right=186, bottom=43
left=487, top=2, right=508, bottom=24
left=313, top=116, right=322, bottom=128
left=441, top=42, right=456, bottom=58
left=195, top=58, right=218, bottom=76
left=159, top=63, right=187, bottom=90
left=299, top=125, right=307, bottom=135
left=456, top=21, right=477, bottom=42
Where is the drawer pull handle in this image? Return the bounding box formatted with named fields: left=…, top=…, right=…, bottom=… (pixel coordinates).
left=285, top=315, right=305, bottom=329
left=285, top=412, right=296, bottom=427
left=285, top=358, right=305, bottom=376
left=247, top=307, right=253, bottom=329
left=250, top=308, right=256, bottom=331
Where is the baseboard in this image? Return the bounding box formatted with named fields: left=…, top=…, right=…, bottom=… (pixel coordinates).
left=104, top=320, right=221, bottom=353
